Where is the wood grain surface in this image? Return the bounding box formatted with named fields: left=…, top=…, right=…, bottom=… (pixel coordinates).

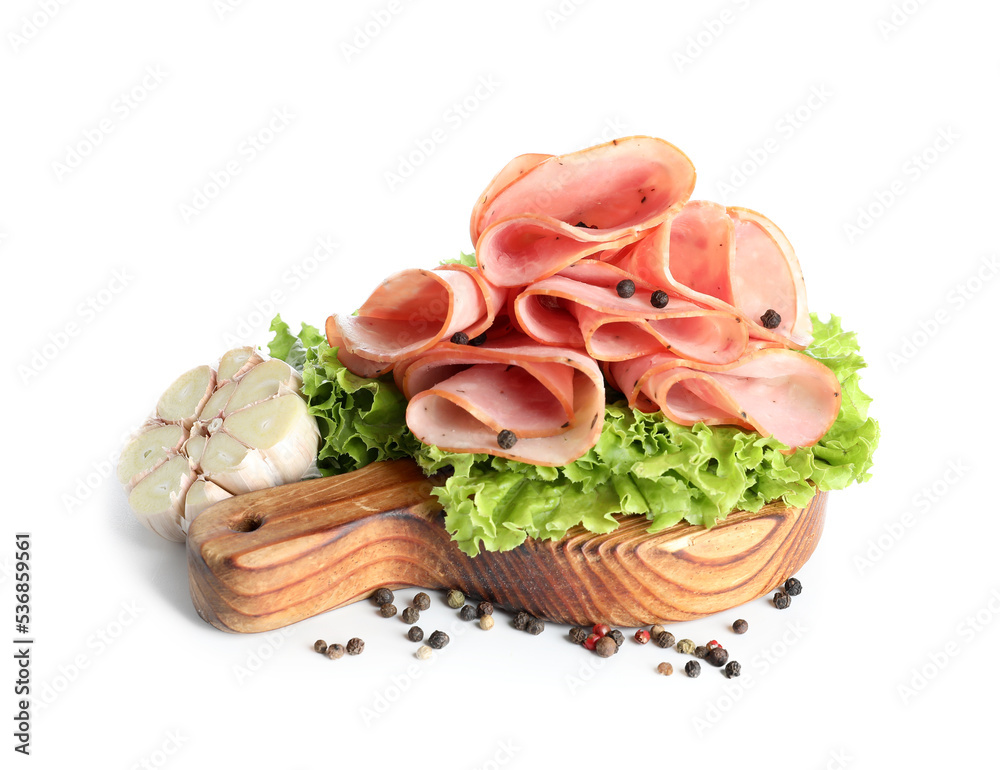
left=187, top=460, right=827, bottom=633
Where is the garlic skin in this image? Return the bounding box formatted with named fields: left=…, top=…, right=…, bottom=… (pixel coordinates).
left=119, top=347, right=320, bottom=541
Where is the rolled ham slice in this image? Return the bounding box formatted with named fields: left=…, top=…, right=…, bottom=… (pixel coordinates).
left=611, top=201, right=812, bottom=348
left=326, top=264, right=507, bottom=376
left=397, top=335, right=604, bottom=466
left=475, top=136, right=696, bottom=287
left=607, top=348, right=840, bottom=449
left=513, top=259, right=748, bottom=364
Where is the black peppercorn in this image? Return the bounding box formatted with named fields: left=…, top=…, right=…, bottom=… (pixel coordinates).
left=695, top=645, right=709, bottom=659
left=413, top=592, right=431, bottom=611
left=477, top=600, right=494, bottom=617
left=732, top=618, right=749, bottom=634
left=685, top=660, right=701, bottom=678
left=469, top=332, right=487, bottom=346
left=774, top=591, right=791, bottom=610
left=595, top=636, right=617, bottom=658
left=569, top=627, right=588, bottom=644
left=706, top=647, right=729, bottom=667
left=401, top=606, right=420, bottom=624
left=450, top=331, right=470, bottom=345
left=616, top=279, right=636, bottom=298
left=608, top=629, right=625, bottom=647
left=372, top=588, right=393, bottom=606
left=345, top=638, right=364, bottom=655
left=459, top=604, right=477, bottom=621
left=379, top=603, right=397, bottom=618
left=653, top=631, right=675, bottom=648
left=513, top=611, right=530, bottom=630
left=313, top=639, right=328, bottom=654
left=760, top=309, right=781, bottom=329
left=427, top=630, right=450, bottom=649
left=650, top=290, right=669, bottom=309
left=725, top=661, right=741, bottom=678
left=784, top=577, right=802, bottom=596
left=526, top=618, right=545, bottom=635
left=497, top=429, right=517, bottom=449
left=407, top=626, right=424, bottom=643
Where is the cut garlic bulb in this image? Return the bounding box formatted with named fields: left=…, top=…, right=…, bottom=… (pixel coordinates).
left=119, top=347, right=320, bottom=542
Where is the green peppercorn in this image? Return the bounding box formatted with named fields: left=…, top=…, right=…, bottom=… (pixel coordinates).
left=325, top=643, right=345, bottom=660
left=653, top=631, right=675, bottom=649
left=685, top=660, right=701, bottom=678
left=407, top=626, right=424, bottom=642
left=379, top=603, right=397, bottom=618
left=595, top=636, right=617, bottom=658
left=401, top=606, right=420, bottom=624
left=477, top=600, right=494, bottom=617
left=657, top=662, right=673, bottom=676
left=569, top=627, right=588, bottom=644
left=459, top=604, right=477, bottom=621
left=427, top=630, right=449, bottom=649
left=526, top=617, right=545, bottom=635
left=784, top=577, right=802, bottom=596
left=513, top=611, right=530, bottom=630
left=446, top=589, right=465, bottom=609
left=372, top=588, right=393, bottom=606
left=695, top=645, right=709, bottom=659
left=774, top=591, right=791, bottom=610
left=413, top=592, right=431, bottom=611
left=725, top=661, right=741, bottom=678
left=345, top=638, right=364, bottom=655
left=313, top=639, right=327, bottom=654
left=707, top=647, right=729, bottom=667
left=608, top=629, right=625, bottom=647
left=676, top=639, right=696, bottom=655
left=732, top=618, right=749, bottom=634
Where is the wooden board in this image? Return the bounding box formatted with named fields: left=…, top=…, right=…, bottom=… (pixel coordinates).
left=187, top=459, right=826, bottom=633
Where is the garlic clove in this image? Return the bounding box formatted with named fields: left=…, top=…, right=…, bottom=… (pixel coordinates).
left=127, top=455, right=195, bottom=542
left=156, top=365, right=216, bottom=429
left=117, top=423, right=186, bottom=488
left=218, top=346, right=264, bottom=382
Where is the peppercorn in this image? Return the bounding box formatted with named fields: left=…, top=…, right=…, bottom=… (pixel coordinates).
left=650, top=624, right=665, bottom=638
left=583, top=633, right=600, bottom=651
left=707, top=639, right=721, bottom=650
left=732, top=618, right=749, bottom=635
left=569, top=627, right=588, bottom=644
left=760, top=309, right=781, bottom=329
left=480, top=615, right=495, bottom=631
left=415, top=645, right=432, bottom=660
left=706, top=647, right=729, bottom=667
left=379, top=603, right=397, bottom=618
left=784, top=577, right=802, bottom=596
left=496, top=429, right=517, bottom=449
left=446, top=589, right=465, bottom=609
left=313, top=639, right=328, bottom=654
left=685, top=660, right=701, bottom=678
left=595, top=636, right=617, bottom=658
left=657, top=662, right=673, bottom=676
left=650, top=290, right=669, bottom=309
left=427, top=630, right=450, bottom=649
left=372, top=588, right=393, bottom=606
left=469, top=332, right=487, bottom=346
left=401, top=607, right=420, bottom=624
left=526, top=618, right=545, bottom=635
left=616, top=279, right=636, bottom=299
left=407, top=626, right=424, bottom=642
left=634, top=629, right=651, bottom=645
left=593, top=623, right=610, bottom=637
left=695, top=645, right=708, bottom=659
left=725, top=661, right=741, bottom=678
left=653, top=631, right=675, bottom=648
left=345, top=638, right=364, bottom=655
left=676, top=639, right=696, bottom=655
left=773, top=591, right=791, bottom=610
left=608, top=629, right=625, bottom=647
left=459, top=604, right=477, bottom=621
left=513, top=611, right=530, bottom=630
left=325, top=643, right=345, bottom=660
left=477, top=600, right=494, bottom=617
left=450, top=331, right=470, bottom=345
left=413, top=592, right=431, bottom=611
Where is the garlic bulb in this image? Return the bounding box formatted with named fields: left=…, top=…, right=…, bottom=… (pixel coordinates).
left=118, top=347, right=320, bottom=541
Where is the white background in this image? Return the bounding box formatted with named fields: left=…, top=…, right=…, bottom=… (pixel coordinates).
left=4, top=0, right=998, bottom=767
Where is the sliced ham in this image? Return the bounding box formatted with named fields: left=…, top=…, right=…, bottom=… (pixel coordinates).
left=611, top=201, right=812, bottom=348
left=513, top=259, right=748, bottom=364
left=326, top=264, right=507, bottom=375
left=607, top=348, right=840, bottom=449
left=474, top=136, right=696, bottom=287
left=397, top=335, right=604, bottom=466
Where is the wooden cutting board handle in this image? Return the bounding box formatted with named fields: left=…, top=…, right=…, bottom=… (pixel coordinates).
left=187, top=459, right=827, bottom=633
